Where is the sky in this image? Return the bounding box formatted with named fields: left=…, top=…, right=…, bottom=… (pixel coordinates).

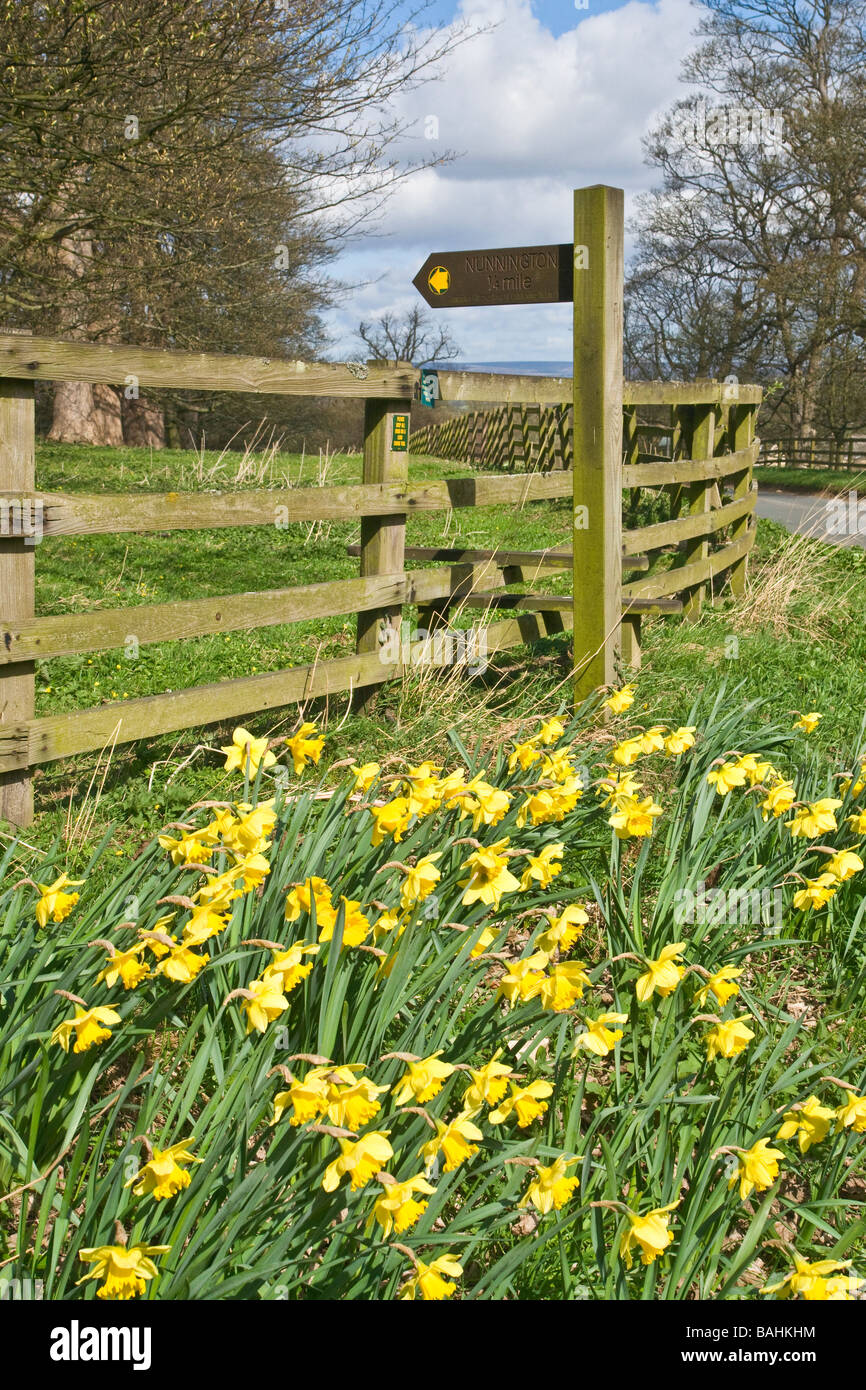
left=322, top=0, right=703, bottom=364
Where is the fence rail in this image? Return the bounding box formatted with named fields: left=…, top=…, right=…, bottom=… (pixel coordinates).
left=761, top=437, right=866, bottom=470
left=0, top=331, right=759, bottom=825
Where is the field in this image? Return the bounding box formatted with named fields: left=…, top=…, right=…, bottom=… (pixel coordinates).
left=1, top=441, right=865, bottom=1303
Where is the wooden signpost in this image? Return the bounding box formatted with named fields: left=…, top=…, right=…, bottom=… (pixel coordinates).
left=412, top=188, right=624, bottom=703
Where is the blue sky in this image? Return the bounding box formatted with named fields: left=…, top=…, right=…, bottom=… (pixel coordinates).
left=322, top=0, right=703, bottom=363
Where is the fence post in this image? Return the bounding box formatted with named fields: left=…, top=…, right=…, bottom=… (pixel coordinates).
left=729, top=402, right=756, bottom=597
left=572, top=185, right=624, bottom=703
left=353, top=394, right=409, bottom=711
left=679, top=402, right=715, bottom=620
left=0, top=366, right=36, bottom=827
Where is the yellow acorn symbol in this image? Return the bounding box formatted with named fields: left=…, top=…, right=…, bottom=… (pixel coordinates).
left=428, top=265, right=450, bottom=295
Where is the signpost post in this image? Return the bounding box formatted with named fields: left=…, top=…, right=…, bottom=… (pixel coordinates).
left=411, top=188, right=625, bottom=708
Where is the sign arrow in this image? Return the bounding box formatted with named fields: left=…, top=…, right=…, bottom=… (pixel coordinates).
left=413, top=243, right=573, bottom=308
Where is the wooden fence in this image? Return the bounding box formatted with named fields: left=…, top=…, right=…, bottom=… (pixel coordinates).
left=0, top=333, right=759, bottom=826
left=761, top=437, right=866, bottom=470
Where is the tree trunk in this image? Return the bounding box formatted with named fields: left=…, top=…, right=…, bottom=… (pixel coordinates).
left=122, top=393, right=165, bottom=448
left=48, top=380, right=123, bottom=444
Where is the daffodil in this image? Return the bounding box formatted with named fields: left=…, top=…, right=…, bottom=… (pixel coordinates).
left=509, top=740, right=542, bottom=772
left=285, top=876, right=332, bottom=922
left=664, top=726, right=696, bottom=755
left=516, top=789, right=557, bottom=828
left=272, top=1071, right=330, bottom=1126
left=836, top=1093, right=866, bottom=1133
left=612, top=737, right=645, bottom=767
left=393, top=1051, right=456, bottom=1105
left=635, top=943, right=686, bottom=1002
left=370, top=797, right=413, bottom=846
left=520, top=1155, right=581, bottom=1214
left=764, top=1250, right=861, bottom=1300
left=761, top=779, right=796, bottom=820
left=729, top=1138, right=784, bottom=1200
left=825, top=847, right=863, bottom=882
left=639, top=726, right=666, bottom=755
left=371, top=1172, right=436, bottom=1237
left=597, top=770, right=642, bottom=809
left=619, top=1200, right=679, bottom=1268
left=537, top=960, right=591, bottom=1012
left=239, top=977, right=289, bottom=1033
left=520, top=842, right=564, bottom=892
left=704, top=1016, right=755, bottom=1063
left=787, top=798, right=843, bottom=839
left=182, top=903, right=231, bottom=946
left=223, top=802, right=277, bottom=856
left=496, top=952, right=549, bottom=1008
left=537, top=902, right=588, bottom=956
left=460, top=838, right=521, bottom=910
left=399, top=853, right=442, bottom=911
left=76, top=1242, right=171, bottom=1300
left=400, top=1253, right=463, bottom=1300
left=793, top=712, right=821, bottom=734
left=351, top=762, right=380, bottom=792
left=535, top=718, right=565, bottom=745
left=573, top=1012, right=628, bottom=1057
left=157, top=830, right=213, bottom=866
left=322, top=1131, right=394, bottom=1192
left=260, top=942, right=319, bottom=994
left=693, top=965, right=743, bottom=1008
left=793, top=873, right=837, bottom=910
left=153, top=941, right=208, bottom=983
left=603, top=685, right=636, bottom=715
left=460, top=776, right=511, bottom=833
left=608, top=794, right=663, bottom=839
left=847, top=810, right=866, bottom=835
left=776, top=1095, right=835, bottom=1153
left=488, top=1079, right=553, bottom=1129
left=462, top=1050, right=513, bottom=1109
left=52, top=1004, right=121, bottom=1054
left=221, top=726, right=276, bottom=778
left=318, top=1065, right=391, bottom=1129
left=126, top=1139, right=201, bottom=1200
left=419, top=1113, right=483, bottom=1174
left=95, top=943, right=150, bottom=991
left=285, top=721, right=324, bottom=775
left=707, top=762, right=748, bottom=795
left=316, top=896, right=371, bottom=948
left=35, top=873, right=84, bottom=928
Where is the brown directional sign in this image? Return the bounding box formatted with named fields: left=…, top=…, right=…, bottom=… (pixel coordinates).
left=413, top=243, right=573, bottom=308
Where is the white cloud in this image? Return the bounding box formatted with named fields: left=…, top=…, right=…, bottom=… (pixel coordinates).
left=323, top=0, right=702, bottom=361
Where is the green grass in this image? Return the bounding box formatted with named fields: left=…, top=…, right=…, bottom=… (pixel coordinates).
left=755, top=464, right=866, bottom=495
left=9, top=442, right=866, bottom=897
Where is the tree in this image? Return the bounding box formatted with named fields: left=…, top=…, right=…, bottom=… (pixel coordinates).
left=356, top=306, right=461, bottom=365
left=0, top=0, right=473, bottom=441
left=627, top=0, right=866, bottom=438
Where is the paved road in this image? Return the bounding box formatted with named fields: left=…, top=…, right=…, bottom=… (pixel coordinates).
left=756, top=487, right=866, bottom=549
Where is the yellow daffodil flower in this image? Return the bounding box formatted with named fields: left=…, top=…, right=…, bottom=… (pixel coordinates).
left=221, top=726, right=276, bottom=778
left=153, top=941, right=208, bottom=984
left=777, top=1094, right=835, bottom=1153
left=76, top=1242, right=171, bottom=1300
left=603, top=685, right=636, bottom=715
left=519, top=842, right=564, bottom=892
left=706, top=762, right=748, bottom=795
left=371, top=1172, right=436, bottom=1237
left=285, top=876, right=332, bottom=921
left=419, top=1113, right=483, bottom=1174
left=793, top=712, right=821, bottom=734
left=693, top=965, right=743, bottom=1009
left=537, top=960, right=591, bottom=1012
left=488, top=1079, right=553, bottom=1129
left=612, top=737, right=645, bottom=767
left=399, top=853, right=442, bottom=911
left=520, top=1155, right=581, bottom=1214
left=322, top=1131, right=393, bottom=1192
left=786, top=798, right=843, bottom=839
left=509, top=740, right=542, bottom=772
left=260, top=942, right=319, bottom=994
left=761, top=779, right=796, bottom=820
left=95, top=943, right=150, bottom=991
left=793, top=873, right=838, bottom=910
left=52, top=1004, right=121, bottom=1054
left=317, top=897, right=371, bottom=948
left=704, top=1016, right=755, bottom=1063
left=496, top=952, right=549, bottom=1008
left=664, top=726, right=697, bottom=755
left=608, top=793, right=663, bottom=839
left=825, top=847, right=863, bottom=882
left=460, top=838, right=521, bottom=910
left=351, top=762, right=380, bottom=792
left=370, top=796, right=413, bottom=846
left=764, top=1250, right=862, bottom=1300
left=126, top=1139, right=201, bottom=1200
left=635, top=943, right=687, bottom=1002
left=239, top=977, right=289, bottom=1033
left=537, top=902, right=589, bottom=956
left=157, top=830, right=213, bottom=866
left=619, top=1200, right=679, bottom=1268
left=730, top=1138, right=784, bottom=1200
left=285, top=721, right=324, bottom=775
left=35, top=873, right=84, bottom=928
left=573, top=1012, right=628, bottom=1057
left=836, top=1093, right=866, bottom=1133
left=462, top=1050, right=513, bottom=1109
left=393, top=1051, right=456, bottom=1105
left=400, top=1253, right=463, bottom=1300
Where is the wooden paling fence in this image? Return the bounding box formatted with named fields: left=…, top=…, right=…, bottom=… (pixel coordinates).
left=761, top=437, right=866, bottom=471
left=0, top=333, right=759, bottom=827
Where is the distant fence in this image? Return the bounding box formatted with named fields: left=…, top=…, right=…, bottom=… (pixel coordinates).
left=410, top=402, right=573, bottom=471
left=761, top=438, right=866, bottom=471
left=0, top=333, right=759, bottom=826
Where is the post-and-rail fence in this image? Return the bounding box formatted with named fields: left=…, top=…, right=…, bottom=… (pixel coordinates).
left=0, top=333, right=760, bottom=826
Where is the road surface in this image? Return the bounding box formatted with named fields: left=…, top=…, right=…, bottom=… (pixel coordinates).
left=755, top=487, right=866, bottom=549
